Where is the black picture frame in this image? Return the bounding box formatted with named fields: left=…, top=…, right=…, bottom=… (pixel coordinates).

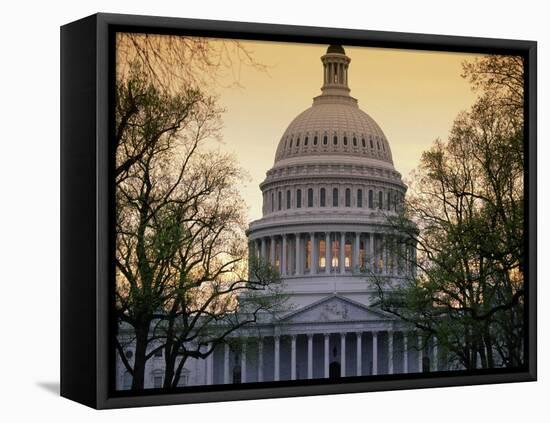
left=60, top=12, right=537, bottom=409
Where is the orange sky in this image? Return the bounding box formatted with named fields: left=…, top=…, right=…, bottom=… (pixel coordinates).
left=203, top=39, right=483, bottom=223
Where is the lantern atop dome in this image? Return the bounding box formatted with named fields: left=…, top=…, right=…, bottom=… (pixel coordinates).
left=320, top=44, right=351, bottom=97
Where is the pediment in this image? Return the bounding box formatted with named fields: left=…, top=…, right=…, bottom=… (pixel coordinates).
left=282, top=295, right=390, bottom=324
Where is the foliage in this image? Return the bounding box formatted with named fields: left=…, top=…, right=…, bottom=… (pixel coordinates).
left=372, top=55, right=525, bottom=370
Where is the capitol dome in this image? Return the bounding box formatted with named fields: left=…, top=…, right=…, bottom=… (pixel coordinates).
left=248, top=44, right=411, bottom=309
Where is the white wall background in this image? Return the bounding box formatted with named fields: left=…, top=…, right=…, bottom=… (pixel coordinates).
left=0, top=0, right=546, bottom=421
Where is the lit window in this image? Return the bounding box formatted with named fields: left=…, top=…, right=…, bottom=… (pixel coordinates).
left=320, top=188, right=326, bottom=207
left=319, top=239, right=326, bottom=269
left=345, top=240, right=352, bottom=269
left=331, top=238, right=339, bottom=268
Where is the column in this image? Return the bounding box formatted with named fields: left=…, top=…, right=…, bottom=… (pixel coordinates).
left=241, top=341, right=247, bottom=383
left=324, top=333, right=330, bottom=378
left=261, top=238, right=267, bottom=262
left=388, top=331, right=394, bottom=375
left=325, top=232, right=331, bottom=274
left=291, top=335, right=297, bottom=380
left=310, top=232, right=317, bottom=275
left=281, top=235, right=287, bottom=276
left=403, top=333, right=408, bottom=374
left=274, top=335, right=280, bottom=381
left=339, top=232, right=346, bottom=274
left=295, top=233, right=301, bottom=275
left=353, top=232, right=360, bottom=271
left=432, top=339, right=438, bottom=372
left=372, top=332, right=378, bottom=375
left=258, top=338, right=264, bottom=382
left=381, top=235, right=386, bottom=275
left=356, top=332, right=362, bottom=376
left=418, top=333, right=423, bottom=372
left=224, top=343, right=230, bottom=384
left=206, top=342, right=214, bottom=385
left=307, top=334, right=313, bottom=379
left=270, top=236, right=276, bottom=266
left=340, top=333, right=346, bottom=377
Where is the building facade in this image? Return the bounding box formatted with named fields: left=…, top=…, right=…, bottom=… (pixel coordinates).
left=117, top=45, right=437, bottom=390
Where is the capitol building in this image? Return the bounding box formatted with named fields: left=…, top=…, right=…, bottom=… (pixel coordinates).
left=117, top=45, right=439, bottom=390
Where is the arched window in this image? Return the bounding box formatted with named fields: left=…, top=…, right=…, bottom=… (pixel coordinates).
left=332, top=188, right=339, bottom=207
left=323, top=135, right=328, bottom=145
left=271, top=192, right=274, bottom=212
left=289, top=138, right=293, bottom=148
left=377, top=140, right=380, bottom=150
left=286, top=190, right=291, bottom=209
left=382, top=142, right=385, bottom=151
left=362, top=138, right=366, bottom=147
left=278, top=191, right=282, bottom=211
left=333, top=135, right=338, bottom=145
left=304, top=136, right=309, bottom=146
left=387, top=192, right=391, bottom=210
left=368, top=190, right=374, bottom=209
left=320, top=188, right=326, bottom=207
left=370, top=138, right=374, bottom=148
left=307, top=188, right=313, bottom=207
left=357, top=189, right=363, bottom=208
left=343, top=136, right=348, bottom=146
left=345, top=188, right=351, bottom=207
left=296, top=137, right=300, bottom=147
left=378, top=191, right=383, bottom=209
left=314, top=135, right=318, bottom=145
left=353, top=137, right=357, bottom=146
left=296, top=189, right=302, bottom=208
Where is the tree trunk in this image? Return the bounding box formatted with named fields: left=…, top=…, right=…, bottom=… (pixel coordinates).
left=131, top=325, right=150, bottom=390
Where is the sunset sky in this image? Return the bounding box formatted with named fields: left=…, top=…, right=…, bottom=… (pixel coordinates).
left=199, top=40, right=483, bottom=222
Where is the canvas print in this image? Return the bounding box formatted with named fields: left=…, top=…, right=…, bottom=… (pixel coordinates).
left=113, top=33, right=525, bottom=392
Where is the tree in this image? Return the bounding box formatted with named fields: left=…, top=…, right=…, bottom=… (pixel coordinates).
left=114, top=38, right=283, bottom=391
left=371, top=55, right=524, bottom=370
